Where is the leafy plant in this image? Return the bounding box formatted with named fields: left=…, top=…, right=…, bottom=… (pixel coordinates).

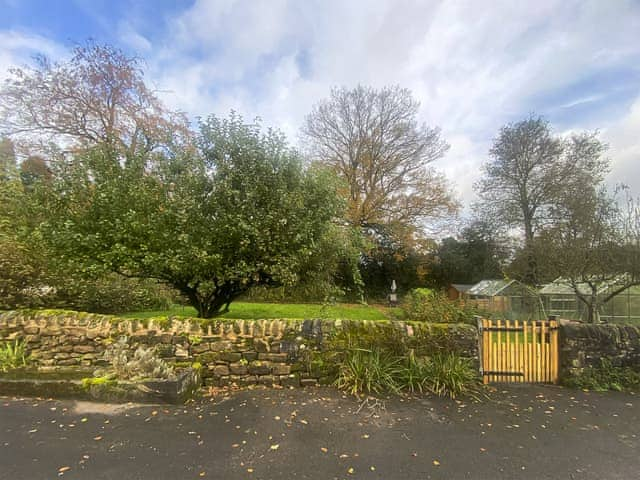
left=103, top=337, right=175, bottom=381
left=564, top=359, right=640, bottom=392
left=402, top=288, right=479, bottom=324
left=0, top=338, right=30, bottom=372
left=335, top=349, right=401, bottom=396
left=422, top=353, right=479, bottom=399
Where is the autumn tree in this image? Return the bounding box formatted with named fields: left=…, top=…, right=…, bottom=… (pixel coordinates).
left=0, top=42, right=189, bottom=156
left=43, top=114, right=344, bottom=318
left=303, top=85, right=457, bottom=234
left=475, top=116, right=608, bottom=285
left=303, top=85, right=457, bottom=295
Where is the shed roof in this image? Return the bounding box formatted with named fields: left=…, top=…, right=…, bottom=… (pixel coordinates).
left=450, top=283, right=474, bottom=293
left=467, top=279, right=514, bottom=297
left=539, top=277, right=628, bottom=296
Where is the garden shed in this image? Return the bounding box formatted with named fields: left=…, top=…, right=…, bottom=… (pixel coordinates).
left=466, top=279, right=540, bottom=319
left=447, top=283, right=473, bottom=301
left=539, top=280, right=640, bottom=323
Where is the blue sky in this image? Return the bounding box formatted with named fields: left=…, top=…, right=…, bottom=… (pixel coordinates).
left=1, top=0, right=639, bottom=204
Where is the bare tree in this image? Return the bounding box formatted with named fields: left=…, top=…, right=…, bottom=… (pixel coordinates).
left=475, top=116, right=608, bottom=284
left=0, top=42, right=189, bottom=157
left=302, top=85, right=457, bottom=234
left=542, top=187, right=640, bottom=323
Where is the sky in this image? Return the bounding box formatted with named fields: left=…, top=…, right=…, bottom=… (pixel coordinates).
left=1, top=0, right=639, bottom=210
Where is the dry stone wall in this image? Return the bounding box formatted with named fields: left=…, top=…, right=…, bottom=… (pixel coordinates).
left=559, top=320, right=640, bottom=379
left=0, top=310, right=479, bottom=388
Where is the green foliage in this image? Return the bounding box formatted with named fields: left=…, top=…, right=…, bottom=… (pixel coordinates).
left=564, top=359, right=640, bottom=392
left=326, top=323, right=479, bottom=398
left=0, top=338, right=30, bottom=372
left=421, top=353, right=478, bottom=399
left=335, top=349, right=402, bottom=396
left=81, top=375, right=116, bottom=389
left=403, top=288, right=479, bottom=323
left=54, top=274, right=174, bottom=314
left=103, top=337, right=174, bottom=380
left=42, top=113, right=345, bottom=318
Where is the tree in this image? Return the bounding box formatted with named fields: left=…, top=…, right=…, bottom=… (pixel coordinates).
left=542, top=187, right=640, bottom=323
left=429, top=221, right=509, bottom=286
left=302, top=85, right=457, bottom=234
left=0, top=42, right=189, bottom=156
left=43, top=114, right=344, bottom=318
left=475, top=116, right=608, bottom=284
left=0, top=137, right=16, bottom=178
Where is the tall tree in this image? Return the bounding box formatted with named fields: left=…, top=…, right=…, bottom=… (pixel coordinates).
left=429, top=221, right=508, bottom=286
left=303, top=85, right=457, bottom=234
left=43, top=114, right=344, bottom=318
left=475, top=116, right=608, bottom=284
left=0, top=42, right=189, bottom=156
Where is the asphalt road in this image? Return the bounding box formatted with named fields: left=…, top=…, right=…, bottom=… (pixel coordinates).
left=1, top=385, right=638, bottom=480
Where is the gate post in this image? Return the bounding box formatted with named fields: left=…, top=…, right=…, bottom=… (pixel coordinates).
left=475, top=316, right=485, bottom=384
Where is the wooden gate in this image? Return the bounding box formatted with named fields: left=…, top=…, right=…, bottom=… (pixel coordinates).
left=478, top=318, right=559, bottom=384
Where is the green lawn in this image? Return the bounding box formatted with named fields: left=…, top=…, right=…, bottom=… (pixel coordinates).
left=119, top=302, right=393, bottom=321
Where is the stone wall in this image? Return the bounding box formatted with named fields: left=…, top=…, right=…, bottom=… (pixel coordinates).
left=0, top=310, right=478, bottom=388
left=559, top=320, right=640, bottom=380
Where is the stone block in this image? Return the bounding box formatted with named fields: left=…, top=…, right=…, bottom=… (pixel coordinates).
left=253, top=338, right=270, bottom=353
left=248, top=361, right=271, bottom=375
left=211, top=341, right=233, bottom=352
left=73, top=345, right=95, bottom=354
left=220, top=352, right=242, bottom=363
left=229, top=363, right=248, bottom=375
left=258, top=353, right=288, bottom=363
left=213, top=365, right=230, bottom=376
left=271, top=364, right=291, bottom=375
left=280, top=374, right=300, bottom=388
left=242, top=351, right=258, bottom=362
left=257, top=375, right=276, bottom=385
left=191, top=343, right=210, bottom=354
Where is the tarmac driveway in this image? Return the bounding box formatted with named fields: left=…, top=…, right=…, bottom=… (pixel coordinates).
left=1, top=385, right=638, bottom=479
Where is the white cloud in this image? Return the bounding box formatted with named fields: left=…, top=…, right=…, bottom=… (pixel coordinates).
left=603, top=94, right=640, bottom=194
left=1, top=0, right=639, bottom=212
left=0, top=31, right=65, bottom=82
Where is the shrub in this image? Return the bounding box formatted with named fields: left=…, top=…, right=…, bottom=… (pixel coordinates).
left=402, top=288, right=479, bottom=323
left=0, top=338, right=30, bottom=372
left=422, top=353, right=478, bottom=399
left=564, top=359, right=640, bottom=392
left=327, top=324, right=480, bottom=398
left=103, top=337, right=174, bottom=380
left=335, top=349, right=401, bottom=396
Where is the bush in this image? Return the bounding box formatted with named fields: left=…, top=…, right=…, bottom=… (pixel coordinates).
left=402, top=288, right=479, bottom=323
left=422, top=353, right=478, bottom=399
left=0, top=338, right=30, bottom=372
left=564, top=359, right=640, bottom=392
left=54, top=274, right=175, bottom=314
left=326, top=323, right=479, bottom=398
left=335, top=349, right=401, bottom=396
left=102, top=337, right=174, bottom=380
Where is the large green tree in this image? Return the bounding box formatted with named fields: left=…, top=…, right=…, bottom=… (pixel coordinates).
left=43, top=114, right=344, bottom=318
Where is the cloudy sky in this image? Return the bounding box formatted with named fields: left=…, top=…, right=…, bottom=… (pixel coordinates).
left=1, top=0, right=639, bottom=208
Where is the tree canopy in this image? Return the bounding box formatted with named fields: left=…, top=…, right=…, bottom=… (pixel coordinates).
left=475, top=116, right=608, bottom=284
left=303, top=85, right=457, bottom=234
left=43, top=114, right=344, bottom=317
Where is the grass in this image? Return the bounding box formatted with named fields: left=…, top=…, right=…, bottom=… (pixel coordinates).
left=119, top=302, right=393, bottom=321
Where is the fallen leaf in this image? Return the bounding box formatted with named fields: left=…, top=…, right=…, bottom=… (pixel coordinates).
left=433, top=460, right=441, bottom=466
left=58, top=466, right=71, bottom=473
left=320, top=447, right=328, bottom=453
left=270, top=444, right=280, bottom=450
left=247, top=468, right=254, bottom=473
left=347, top=467, right=354, bottom=474
left=199, top=472, right=206, bottom=477
left=93, top=436, right=102, bottom=441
